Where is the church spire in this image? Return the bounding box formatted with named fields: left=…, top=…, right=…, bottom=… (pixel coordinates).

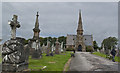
left=35, top=12, right=39, bottom=28
left=77, top=10, right=83, bottom=35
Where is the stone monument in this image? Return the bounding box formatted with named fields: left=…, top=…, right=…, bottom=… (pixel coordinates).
left=31, top=40, right=42, bottom=59
left=51, top=44, right=55, bottom=52
left=30, top=12, right=42, bottom=59
left=46, top=39, right=51, bottom=56
left=2, top=15, right=30, bottom=72
left=42, top=43, right=46, bottom=53
left=101, top=44, right=105, bottom=54
left=60, top=42, right=64, bottom=52
left=63, top=46, right=66, bottom=53
left=49, top=44, right=55, bottom=56
left=55, top=38, right=60, bottom=54
left=102, top=44, right=105, bottom=53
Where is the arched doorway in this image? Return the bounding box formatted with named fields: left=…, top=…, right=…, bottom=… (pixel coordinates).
left=78, top=45, right=82, bottom=51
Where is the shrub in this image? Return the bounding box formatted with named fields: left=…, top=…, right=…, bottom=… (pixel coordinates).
left=86, top=46, right=94, bottom=52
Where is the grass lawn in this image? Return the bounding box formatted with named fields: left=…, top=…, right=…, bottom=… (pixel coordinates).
left=92, top=52, right=120, bottom=62
left=28, top=52, right=71, bottom=72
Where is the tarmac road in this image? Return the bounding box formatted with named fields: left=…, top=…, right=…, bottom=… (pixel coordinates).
left=69, top=52, right=118, bottom=71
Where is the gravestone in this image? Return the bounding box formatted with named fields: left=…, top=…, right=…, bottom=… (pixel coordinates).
left=50, top=44, right=55, bottom=56
left=42, top=43, right=47, bottom=53
left=41, top=45, right=43, bottom=54
left=62, top=45, right=66, bottom=53
left=60, top=42, right=64, bottom=52
left=31, top=40, right=42, bottom=59
left=102, top=44, right=105, bottom=53
left=55, top=39, right=60, bottom=54
left=46, top=40, right=51, bottom=56
left=51, top=44, right=55, bottom=52
left=2, top=15, right=30, bottom=72
left=97, top=49, right=100, bottom=52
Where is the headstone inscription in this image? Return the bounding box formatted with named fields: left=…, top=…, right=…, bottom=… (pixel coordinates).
left=2, top=15, right=30, bottom=72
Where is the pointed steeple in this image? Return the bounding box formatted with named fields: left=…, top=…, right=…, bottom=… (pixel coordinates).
left=77, top=10, right=83, bottom=35
left=33, top=12, right=40, bottom=39
left=35, top=12, right=39, bottom=28
left=33, top=12, right=40, bottom=32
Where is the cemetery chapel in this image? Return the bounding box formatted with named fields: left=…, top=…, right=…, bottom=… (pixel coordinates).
left=66, top=10, right=93, bottom=52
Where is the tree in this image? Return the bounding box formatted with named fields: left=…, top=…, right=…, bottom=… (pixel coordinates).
left=51, top=37, right=57, bottom=45
left=29, top=36, right=67, bottom=47
left=39, top=37, right=44, bottom=46
left=93, top=41, right=99, bottom=51
left=58, top=36, right=66, bottom=48
left=101, top=37, right=118, bottom=50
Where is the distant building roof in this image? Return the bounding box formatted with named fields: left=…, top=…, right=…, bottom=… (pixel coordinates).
left=66, top=34, right=93, bottom=46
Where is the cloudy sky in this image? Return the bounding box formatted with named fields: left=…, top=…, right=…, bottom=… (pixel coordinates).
left=2, top=2, right=118, bottom=46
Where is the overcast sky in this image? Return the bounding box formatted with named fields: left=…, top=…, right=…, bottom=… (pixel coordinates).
left=2, top=2, right=118, bottom=46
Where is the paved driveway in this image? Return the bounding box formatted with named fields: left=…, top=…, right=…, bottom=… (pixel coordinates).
left=69, top=52, right=118, bottom=71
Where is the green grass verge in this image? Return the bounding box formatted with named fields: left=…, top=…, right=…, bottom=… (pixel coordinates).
left=29, top=52, right=71, bottom=72
left=92, top=52, right=120, bottom=62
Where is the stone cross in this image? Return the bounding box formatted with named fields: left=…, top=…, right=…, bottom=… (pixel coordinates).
left=8, top=15, right=20, bottom=39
